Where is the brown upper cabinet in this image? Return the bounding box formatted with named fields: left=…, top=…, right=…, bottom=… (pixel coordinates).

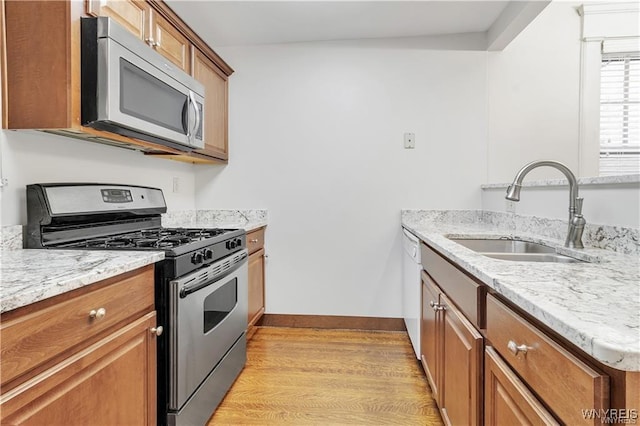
left=2, top=0, right=232, bottom=164
left=87, top=0, right=191, bottom=74
left=192, top=49, right=229, bottom=160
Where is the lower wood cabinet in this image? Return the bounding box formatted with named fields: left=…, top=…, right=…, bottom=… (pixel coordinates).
left=440, top=291, right=483, bottom=426
left=421, top=272, right=441, bottom=403
left=1, top=313, right=157, bottom=426
left=0, top=266, right=158, bottom=425
left=486, top=294, right=609, bottom=425
left=248, top=248, right=266, bottom=327
left=246, top=227, right=266, bottom=339
left=485, top=346, right=559, bottom=426
left=419, top=241, right=623, bottom=426
left=420, top=270, right=482, bottom=426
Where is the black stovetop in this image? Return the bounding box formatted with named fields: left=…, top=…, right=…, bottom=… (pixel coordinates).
left=53, top=227, right=240, bottom=255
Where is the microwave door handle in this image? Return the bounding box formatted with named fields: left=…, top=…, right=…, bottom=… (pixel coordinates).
left=189, top=91, right=200, bottom=142
left=182, top=96, right=191, bottom=139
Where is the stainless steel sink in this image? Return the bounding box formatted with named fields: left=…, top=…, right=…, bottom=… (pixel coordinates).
left=450, top=238, right=555, bottom=254
left=448, top=237, right=586, bottom=264
left=481, top=253, right=584, bottom=263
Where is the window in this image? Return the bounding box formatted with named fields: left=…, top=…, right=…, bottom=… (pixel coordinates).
left=599, top=50, right=640, bottom=176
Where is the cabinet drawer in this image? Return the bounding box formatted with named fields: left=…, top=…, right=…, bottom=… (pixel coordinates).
left=247, top=227, right=265, bottom=254
left=485, top=346, right=559, bottom=425
left=486, top=295, right=609, bottom=425
left=421, top=242, right=484, bottom=327
left=0, top=312, right=157, bottom=425
left=0, top=267, right=154, bottom=385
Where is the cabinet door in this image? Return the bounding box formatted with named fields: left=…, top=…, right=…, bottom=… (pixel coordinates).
left=0, top=313, right=157, bottom=426
left=150, top=10, right=191, bottom=73
left=192, top=49, right=229, bottom=160
left=440, top=292, right=483, bottom=426
left=248, top=248, right=265, bottom=328
left=86, top=0, right=148, bottom=40
left=485, top=346, right=559, bottom=426
left=421, top=271, right=441, bottom=404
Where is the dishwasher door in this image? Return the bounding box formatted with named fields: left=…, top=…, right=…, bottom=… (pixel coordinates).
left=402, top=228, right=421, bottom=359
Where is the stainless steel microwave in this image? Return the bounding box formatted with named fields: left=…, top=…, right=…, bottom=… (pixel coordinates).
left=81, top=17, right=204, bottom=151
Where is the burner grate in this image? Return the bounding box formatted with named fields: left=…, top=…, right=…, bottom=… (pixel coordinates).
left=55, top=227, right=236, bottom=251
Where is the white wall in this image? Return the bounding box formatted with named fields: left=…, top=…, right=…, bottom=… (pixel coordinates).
left=0, top=130, right=196, bottom=226
left=195, top=42, right=488, bottom=318
left=487, top=2, right=583, bottom=182
left=482, top=182, right=640, bottom=228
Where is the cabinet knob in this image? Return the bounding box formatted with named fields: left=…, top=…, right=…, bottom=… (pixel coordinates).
left=145, top=37, right=158, bottom=47
left=150, top=326, right=164, bottom=336
left=89, top=308, right=106, bottom=320
left=250, top=239, right=259, bottom=243
left=507, top=340, right=530, bottom=355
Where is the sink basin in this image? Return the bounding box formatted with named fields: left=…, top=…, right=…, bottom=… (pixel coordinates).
left=450, top=238, right=555, bottom=254
left=448, top=237, right=586, bottom=264
left=482, top=253, right=584, bottom=263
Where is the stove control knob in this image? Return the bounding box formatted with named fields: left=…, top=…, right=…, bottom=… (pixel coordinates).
left=235, top=238, right=243, bottom=247
left=204, top=249, right=214, bottom=260
left=191, top=252, right=204, bottom=264
left=226, top=240, right=236, bottom=250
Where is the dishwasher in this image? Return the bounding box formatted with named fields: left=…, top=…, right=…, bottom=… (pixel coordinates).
left=402, top=228, right=421, bottom=359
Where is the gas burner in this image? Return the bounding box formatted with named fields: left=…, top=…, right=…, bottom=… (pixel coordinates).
left=108, top=238, right=134, bottom=247
left=184, top=229, right=230, bottom=239
left=135, top=239, right=161, bottom=248
left=160, top=236, right=191, bottom=245
left=85, top=239, right=110, bottom=248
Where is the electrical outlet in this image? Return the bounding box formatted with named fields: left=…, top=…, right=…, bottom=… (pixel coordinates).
left=172, top=177, right=180, bottom=193
left=404, top=133, right=415, bottom=149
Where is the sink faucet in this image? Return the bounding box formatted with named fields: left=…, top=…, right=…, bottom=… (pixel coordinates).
left=505, top=160, right=585, bottom=249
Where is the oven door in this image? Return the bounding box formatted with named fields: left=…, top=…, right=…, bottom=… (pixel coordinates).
left=168, top=249, right=248, bottom=411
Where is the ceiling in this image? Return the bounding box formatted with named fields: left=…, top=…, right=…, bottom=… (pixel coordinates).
left=164, top=1, right=540, bottom=49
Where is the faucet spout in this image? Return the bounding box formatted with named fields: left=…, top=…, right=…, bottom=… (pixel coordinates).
left=505, top=183, right=521, bottom=201
left=505, top=160, right=584, bottom=249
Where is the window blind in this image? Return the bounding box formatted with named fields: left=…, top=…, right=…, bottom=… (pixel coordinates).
left=599, top=41, right=640, bottom=176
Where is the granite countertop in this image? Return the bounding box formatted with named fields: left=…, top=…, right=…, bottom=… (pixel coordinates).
left=402, top=212, right=640, bottom=372
left=0, top=249, right=164, bottom=314
left=203, top=221, right=267, bottom=233
left=161, top=210, right=267, bottom=233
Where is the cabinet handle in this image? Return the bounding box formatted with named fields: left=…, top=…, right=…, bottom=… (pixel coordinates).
left=429, top=301, right=445, bottom=311
left=507, top=340, right=530, bottom=355
left=89, top=307, right=106, bottom=320
left=150, top=326, right=164, bottom=336
left=145, top=37, right=158, bottom=47
left=250, top=239, right=259, bottom=243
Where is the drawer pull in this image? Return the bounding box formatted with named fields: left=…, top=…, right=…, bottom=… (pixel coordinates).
left=88, top=308, right=106, bottom=320
left=150, top=326, right=164, bottom=336
left=507, top=340, right=530, bottom=355
left=250, top=239, right=259, bottom=243
left=429, top=301, right=446, bottom=311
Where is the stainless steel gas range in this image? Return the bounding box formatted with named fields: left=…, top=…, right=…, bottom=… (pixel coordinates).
left=25, top=183, right=248, bottom=426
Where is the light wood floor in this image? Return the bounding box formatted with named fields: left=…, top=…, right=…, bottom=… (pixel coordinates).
left=208, top=327, right=443, bottom=425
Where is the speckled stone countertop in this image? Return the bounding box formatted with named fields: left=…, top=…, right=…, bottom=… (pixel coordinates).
left=0, top=250, right=164, bottom=314
left=402, top=210, right=640, bottom=372
left=161, top=209, right=267, bottom=232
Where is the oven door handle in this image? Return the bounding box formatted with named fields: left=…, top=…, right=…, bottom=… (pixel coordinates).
left=178, top=251, right=248, bottom=298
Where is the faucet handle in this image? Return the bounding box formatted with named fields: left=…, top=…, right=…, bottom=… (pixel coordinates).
left=575, top=197, right=584, bottom=215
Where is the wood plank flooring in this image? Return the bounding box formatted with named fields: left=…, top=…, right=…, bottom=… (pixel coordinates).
left=208, top=327, right=443, bottom=425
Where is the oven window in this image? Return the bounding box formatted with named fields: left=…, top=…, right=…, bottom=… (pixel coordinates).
left=120, top=58, right=187, bottom=134
left=203, top=278, right=237, bottom=333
